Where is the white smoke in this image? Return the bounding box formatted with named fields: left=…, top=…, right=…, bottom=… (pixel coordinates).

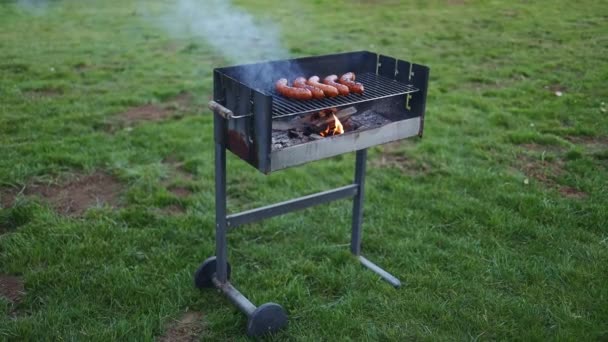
left=159, top=0, right=290, bottom=64
left=16, top=0, right=50, bottom=15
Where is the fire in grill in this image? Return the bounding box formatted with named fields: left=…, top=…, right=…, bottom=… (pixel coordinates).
left=199, top=51, right=429, bottom=336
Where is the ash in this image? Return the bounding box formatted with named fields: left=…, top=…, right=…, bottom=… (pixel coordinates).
left=271, top=111, right=392, bottom=151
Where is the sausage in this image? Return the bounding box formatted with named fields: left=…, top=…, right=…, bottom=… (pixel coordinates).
left=339, top=72, right=364, bottom=94
left=275, top=78, right=312, bottom=100
left=293, top=77, right=325, bottom=99
left=307, top=76, right=339, bottom=97
left=323, top=75, right=350, bottom=96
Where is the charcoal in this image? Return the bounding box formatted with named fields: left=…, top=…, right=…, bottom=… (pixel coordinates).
left=271, top=110, right=392, bottom=151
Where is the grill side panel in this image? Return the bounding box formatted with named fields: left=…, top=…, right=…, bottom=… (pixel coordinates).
left=213, top=70, right=271, bottom=172
left=410, top=64, right=430, bottom=136
left=379, top=55, right=430, bottom=136
left=253, top=92, right=272, bottom=173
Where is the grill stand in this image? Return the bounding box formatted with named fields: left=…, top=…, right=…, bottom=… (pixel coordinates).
left=195, top=108, right=401, bottom=336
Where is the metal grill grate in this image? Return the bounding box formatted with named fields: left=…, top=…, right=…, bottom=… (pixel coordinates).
left=271, top=73, right=419, bottom=119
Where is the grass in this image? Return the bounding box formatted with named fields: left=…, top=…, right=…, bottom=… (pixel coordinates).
left=1, top=0, right=607, bottom=340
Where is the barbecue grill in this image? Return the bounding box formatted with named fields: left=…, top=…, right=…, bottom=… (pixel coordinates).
left=196, top=51, right=429, bottom=336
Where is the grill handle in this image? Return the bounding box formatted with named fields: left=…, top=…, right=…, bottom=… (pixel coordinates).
left=208, top=101, right=252, bottom=119
left=208, top=101, right=233, bottom=119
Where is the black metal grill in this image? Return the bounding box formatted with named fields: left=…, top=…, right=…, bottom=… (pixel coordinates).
left=205, top=51, right=430, bottom=336
left=271, top=73, right=419, bottom=118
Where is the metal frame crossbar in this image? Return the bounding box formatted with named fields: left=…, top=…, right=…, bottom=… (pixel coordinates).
left=194, top=107, right=401, bottom=336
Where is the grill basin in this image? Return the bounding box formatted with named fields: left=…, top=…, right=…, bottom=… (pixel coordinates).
left=213, top=50, right=429, bottom=173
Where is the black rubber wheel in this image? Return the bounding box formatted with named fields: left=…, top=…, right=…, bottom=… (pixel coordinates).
left=246, top=302, right=288, bottom=337
left=194, top=256, right=231, bottom=289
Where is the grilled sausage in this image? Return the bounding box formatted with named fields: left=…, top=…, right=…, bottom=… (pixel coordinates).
left=339, top=72, right=364, bottom=94
left=323, top=75, right=350, bottom=96
left=275, top=78, right=312, bottom=100
left=307, top=76, right=339, bottom=97
left=293, top=77, right=325, bottom=99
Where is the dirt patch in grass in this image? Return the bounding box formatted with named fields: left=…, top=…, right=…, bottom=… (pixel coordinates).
left=0, top=63, right=29, bottom=74
left=352, top=0, right=401, bottom=4
left=566, top=135, right=608, bottom=162
left=162, top=155, right=195, bottom=200
left=73, top=62, right=93, bottom=72
left=168, top=186, right=192, bottom=198
left=372, top=154, right=431, bottom=176
left=0, top=196, right=34, bottom=235
left=502, top=9, right=519, bottom=17
left=159, top=204, right=186, bottom=216
left=120, top=104, right=172, bottom=124
left=0, top=221, right=9, bottom=235
left=516, top=153, right=587, bottom=199
left=465, top=73, right=528, bottom=91
left=520, top=143, right=566, bottom=154
left=158, top=311, right=205, bottom=342
left=33, top=172, right=121, bottom=215
left=106, top=92, right=194, bottom=131
left=162, top=155, right=195, bottom=181
left=518, top=154, right=563, bottom=184
left=558, top=186, right=587, bottom=199
left=3, top=172, right=122, bottom=216
left=0, top=275, right=25, bottom=308
left=567, top=135, right=608, bottom=151
left=465, top=80, right=505, bottom=90
left=372, top=142, right=431, bottom=176
left=24, top=87, right=63, bottom=98
left=546, top=84, right=567, bottom=95
left=1, top=187, right=18, bottom=209
left=170, top=91, right=193, bottom=108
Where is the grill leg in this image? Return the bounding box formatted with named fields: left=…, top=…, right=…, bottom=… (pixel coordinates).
left=215, top=113, right=229, bottom=283
left=350, top=149, right=367, bottom=255
left=212, top=278, right=288, bottom=337
left=194, top=112, right=288, bottom=337
left=351, top=149, right=401, bottom=288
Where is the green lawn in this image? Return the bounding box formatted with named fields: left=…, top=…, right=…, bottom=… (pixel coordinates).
left=1, top=0, right=607, bottom=340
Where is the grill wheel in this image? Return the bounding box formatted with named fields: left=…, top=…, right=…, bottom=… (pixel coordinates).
left=194, top=256, right=231, bottom=289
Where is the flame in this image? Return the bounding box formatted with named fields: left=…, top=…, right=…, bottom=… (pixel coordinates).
left=320, top=114, right=345, bottom=137
left=334, top=114, right=344, bottom=135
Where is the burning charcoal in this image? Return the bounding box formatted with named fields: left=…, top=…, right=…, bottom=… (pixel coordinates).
left=310, top=134, right=323, bottom=140
left=288, top=129, right=302, bottom=139
left=303, top=127, right=314, bottom=136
